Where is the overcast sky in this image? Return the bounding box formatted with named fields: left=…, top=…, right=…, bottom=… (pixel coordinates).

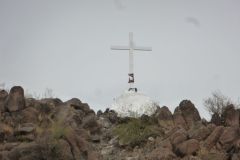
left=1, top=0, right=240, bottom=119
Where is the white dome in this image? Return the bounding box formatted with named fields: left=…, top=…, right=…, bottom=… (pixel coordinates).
left=110, top=90, right=158, bottom=117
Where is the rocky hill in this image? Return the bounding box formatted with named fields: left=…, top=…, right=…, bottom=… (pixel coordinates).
left=0, top=86, right=240, bottom=160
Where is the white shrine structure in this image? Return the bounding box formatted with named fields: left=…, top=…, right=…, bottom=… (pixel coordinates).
left=110, top=32, right=158, bottom=117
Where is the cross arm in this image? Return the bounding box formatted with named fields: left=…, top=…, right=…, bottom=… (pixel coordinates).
left=134, top=46, right=152, bottom=51
left=110, top=45, right=130, bottom=50
left=111, top=45, right=152, bottom=51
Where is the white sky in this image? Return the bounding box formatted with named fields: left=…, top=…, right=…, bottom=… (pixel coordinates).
left=1, top=0, right=240, bottom=119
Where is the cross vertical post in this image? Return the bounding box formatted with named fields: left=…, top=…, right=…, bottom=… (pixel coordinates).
left=111, top=32, right=152, bottom=92
left=129, top=32, right=134, bottom=89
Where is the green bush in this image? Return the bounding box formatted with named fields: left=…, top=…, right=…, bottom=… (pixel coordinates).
left=113, top=118, right=162, bottom=147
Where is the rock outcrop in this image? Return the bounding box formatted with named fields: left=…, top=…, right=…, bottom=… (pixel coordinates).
left=173, top=109, right=188, bottom=129
left=147, top=147, right=177, bottom=160
left=0, top=90, right=8, bottom=113
left=222, top=105, right=240, bottom=127
left=0, top=86, right=240, bottom=160
left=175, top=139, right=200, bottom=157
left=175, top=100, right=201, bottom=128
left=204, top=126, right=224, bottom=149
left=5, top=86, right=25, bottom=112
left=154, top=106, right=174, bottom=130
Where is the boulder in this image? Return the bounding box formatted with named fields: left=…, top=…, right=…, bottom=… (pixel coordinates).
left=15, top=123, right=35, bottom=135
left=0, top=123, right=13, bottom=142
left=65, top=98, right=91, bottom=114
left=97, top=110, right=103, bottom=116
left=188, top=122, right=212, bottom=141
left=200, top=153, right=228, bottom=160
left=90, top=134, right=101, bottom=143
left=219, top=127, right=240, bottom=150
left=2, top=107, right=39, bottom=131
left=175, top=139, right=200, bottom=157
left=101, top=145, right=115, bottom=156
left=181, top=155, right=202, bottom=160
left=98, top=117, right=111, bottom=129
left=147, top=147, right=177, bottom=160
left=65, top=130, right=89, bottom=160
left=154, top=106, right=174, bottom=130
left=88, top=151, right=102, bottom=160
left=222, top=105, right=239, bottom=127
left=204, top=126, right=224, bottom=149
left=65, top=97, right=82, bottom=106
left=155, top=138, right=173, bottom=151
left=81, top=114, right=101, bottom=134
left=39, top=98, right=63, bottom=108
left=206, top=123, right=216, bottom=133
left=173, top=110, right=188, bottom=129
left=57, top=139, right=75, bottom=160
left=5, top=86, right=25, bottom=112
left=55, top=104, right=85, bottom=128
left=7, top=142, right=43, bottom=160
left=39, top=128, right=92, bottom=160
left=231, top=154, right=240, bottom=160
left=177, top=100, right=201, bottom=128
left=0, top=151, right=9, bottom=160
left=102, top=109, right=118, bottom=124
left=106, top=110, right=118, bottom=124
left=0, top=90, right=8, bottom=112
left=169, top=127, right=188, bottom=147
left=0, top=142, right=20, bottom=151
left=20, top=107, right=39, bottom=124
left=25, top=98, right=36, bottom=108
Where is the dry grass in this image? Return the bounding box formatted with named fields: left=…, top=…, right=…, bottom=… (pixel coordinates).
left=36, top=119, right=73, bottom=160
left=113, top=118, right=162, bottom=147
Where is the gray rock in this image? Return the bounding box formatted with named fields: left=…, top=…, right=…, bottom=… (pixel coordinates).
left=175, top=139, right=200, bottom=156
left=219, top=127, right=240, bottom=150
left=15, top=123, right=35, bottom=136
left=147, top=147, right=177, bottom=160
left=169, top=127, right=188, bottom=147
left=91, top=134, right=101, bottom=143
left=154, top=106, right=174, bottom=130
left=7, top=142, right=43, bottom=160
left=204, top=126, right=224, bottom=149
left=101, top=145, right=115, bottom=155
left=222, top=105, right=239, bottom=127
left=177, top=100, right=201, bottom=128
left=5, top=86, right=25, bottom=112
left=0, top=90, right=8, bottom=112
left=188, top=122, right=212, bottom=141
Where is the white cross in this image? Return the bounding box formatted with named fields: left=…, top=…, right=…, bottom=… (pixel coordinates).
left=111, top=32, right=152, bottom=92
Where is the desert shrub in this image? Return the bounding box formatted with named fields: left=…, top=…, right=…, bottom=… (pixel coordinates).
left=50, top=121, right=71, bottom=140
left=39, top=136, right=62, bottom=160
left=43, top=88, right=54, bottom=98
left=0, top=83, right=10, bottom=93
left=34, top=103, right=52, bottom=114
left=37, top=120, right=72, bottom=160
left=24, top=88, right=54, bottom=100
left=113, top=118, right=162, bottom=147
left=203, top=91, right=238, bottom=116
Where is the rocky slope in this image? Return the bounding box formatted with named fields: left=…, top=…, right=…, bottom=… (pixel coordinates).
left=0, top=86, right=240, bottom=160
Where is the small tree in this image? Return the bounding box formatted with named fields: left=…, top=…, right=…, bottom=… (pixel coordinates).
left=43, top=88, right=54, bottom=98
left=0, top=83, right=9, bottom=93
left=0, top=83, right=5, bottom=89
left=204, top=91, right=232, bottom=116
